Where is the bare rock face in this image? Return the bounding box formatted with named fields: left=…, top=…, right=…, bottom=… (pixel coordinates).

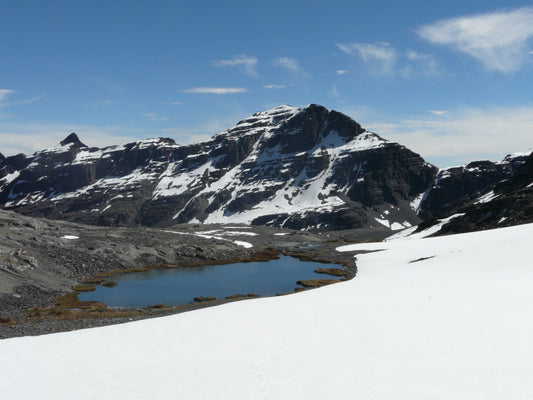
left=0, top=104, right=437, bottom=231
left=60, top=132, right=87, bottom=148
left=435, top=152, right=533, bottom=234
left=418, top=153, right=531, bottom=220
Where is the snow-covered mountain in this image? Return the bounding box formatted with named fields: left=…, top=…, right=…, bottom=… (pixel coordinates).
left=0, top=104, right=437, bottom=230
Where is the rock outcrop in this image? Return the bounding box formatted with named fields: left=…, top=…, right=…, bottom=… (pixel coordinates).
left=436, top=152, right=533, bottom=234
left=418, top=152, right=531, bottom=220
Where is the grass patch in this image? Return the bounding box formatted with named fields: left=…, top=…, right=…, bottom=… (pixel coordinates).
left=148, top=303, right=165, bottom=309
left=72, top=285, right=96, bottom=292
left=296, top=278, right=341, bottom=288
left=343, top=238, right=361, bottom=243
left=193, top=296, right=216, bottom=303
left=314, top=268, right=346, bottom=277
left=225, top=294, right=247, bottom=299
left=80, top=277, right=106, bottom=285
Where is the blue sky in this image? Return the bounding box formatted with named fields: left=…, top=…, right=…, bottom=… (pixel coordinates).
left=1, top=0, right=533, bottom=167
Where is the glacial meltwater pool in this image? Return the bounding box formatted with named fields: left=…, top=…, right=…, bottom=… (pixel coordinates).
left=78, top=256, right=342, bottom=307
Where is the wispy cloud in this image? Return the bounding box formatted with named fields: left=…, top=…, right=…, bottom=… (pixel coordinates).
left=0, top=90, right=44, bottom=110
left=273, top=57, right=299, bottom=71
left=213, top=55, right=258, bottom=76
left=264, top=84, right=288, bottom=89
left=359, top=105, right=533, bottom=166
left=417, top=7, right=533, bottom=72
left=337, top=42, right=396, bottom=76
left=14, top=94, right=43, bottom=106
left=336, top=70, right=349, bottom=75
left=141, top=112, right=169, bottom=120
left=429, top=110, right=448, bottom=115
left=181, top=87, right=248, bottom=94
left=329, top=84, right=339, bottom=97
left=273, top=57, right=310, bottom=77
left=0, top=89, right=15, bottom=106
left=337, top=42, right=439, bottom=78
left=401, top=50, right=440, bottom=78
left=0, top=122, right=141, bottom=156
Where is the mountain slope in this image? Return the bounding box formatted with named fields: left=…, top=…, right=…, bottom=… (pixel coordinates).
left=417, top=151, right=531, bottom=219
left=434, top=151, right=533, bottom=234
left=0, top=104, right=437, bottom=230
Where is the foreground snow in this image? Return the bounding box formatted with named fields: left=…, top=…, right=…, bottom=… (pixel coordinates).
left=2, top=224, right=533, bottom=399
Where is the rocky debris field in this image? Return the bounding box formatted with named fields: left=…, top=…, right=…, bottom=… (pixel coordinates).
left=0, top=210, right=391, bottom=339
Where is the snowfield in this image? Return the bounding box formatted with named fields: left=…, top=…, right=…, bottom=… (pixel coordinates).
left=1, top=223, right=533, bottom=399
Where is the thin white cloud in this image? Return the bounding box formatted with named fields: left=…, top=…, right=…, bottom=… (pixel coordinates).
left=181, top=87, right=248, bottom=94
left=429, top=110, right=448, bottom=115
left=401, top=50, right=440, bottom=78
left=0, top=122, right=141, bottom=156
left=337, top=42, right=396, bottom=76
left=336, top=70, right=349, bottom=75
left=213, top=55, right=258, bottom=76
left=264, top=84, right=288, bottom=89
left=360, top=106, right=533, bottom=166
left=417, top=7, right=533, bottom=72
left=0, top=89, right=15, bottom=107
left=337, top=42, right=439, bottom=78
left=329, top=84, right=339, bottom=97
left=273, top=57, right=299, bottom=71
left=0, top=90, right=43, bottom=109
left=14, top=94, right=43, bottom=106
left=273, top=57, right=309, bottom=78
left=141, top=112, right=169, bottom=120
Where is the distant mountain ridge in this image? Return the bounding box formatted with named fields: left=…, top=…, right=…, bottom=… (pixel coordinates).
left=417, top=152, right=532, bottom=220
left=427, top=151, right=533, bottom=235
left=1, top=104, right=531, bottom=232
left=0, top=104, right=438, bottom=230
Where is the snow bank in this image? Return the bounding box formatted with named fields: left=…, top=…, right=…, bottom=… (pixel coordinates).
left=60, top=235, right=79, bottom=240
left=1, top=223, right=533, bottom=399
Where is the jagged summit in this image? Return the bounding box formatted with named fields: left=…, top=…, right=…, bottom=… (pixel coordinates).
left=0, top=104, right=437, bottom=230
left=60, top=133, right=87, bottom=148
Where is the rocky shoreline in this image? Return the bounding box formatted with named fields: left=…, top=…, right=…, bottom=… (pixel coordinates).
left=0, top=210, right=390, bottom=339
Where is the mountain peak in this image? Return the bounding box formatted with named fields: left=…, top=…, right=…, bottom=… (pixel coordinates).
left=60, top=133, right=87, bottom=148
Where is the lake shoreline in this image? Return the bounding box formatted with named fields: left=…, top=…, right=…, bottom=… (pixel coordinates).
left=0, top=210, right=391, bottom=339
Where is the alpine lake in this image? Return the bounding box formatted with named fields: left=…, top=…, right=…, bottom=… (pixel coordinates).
left=78, top=256, right=344, bottom=308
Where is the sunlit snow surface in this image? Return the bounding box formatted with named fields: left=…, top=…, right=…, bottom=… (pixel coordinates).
left=2, top=223, right=533, bottom=399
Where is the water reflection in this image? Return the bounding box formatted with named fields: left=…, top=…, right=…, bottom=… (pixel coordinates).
left=79, top=256, right=340, bottom=307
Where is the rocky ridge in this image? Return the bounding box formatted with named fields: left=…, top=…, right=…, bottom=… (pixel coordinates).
left=418, top=151, right=531, bottom=220
left=434, top=152, right=533, bottom=234
left=0, top=104, right=437, bottom=231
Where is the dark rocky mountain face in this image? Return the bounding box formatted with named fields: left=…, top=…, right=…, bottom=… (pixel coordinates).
left=417, top=153, right=531, bottom=220
left=434, top=152, right=533, bottom=235
left=0, top=104, right=438, bottom=231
